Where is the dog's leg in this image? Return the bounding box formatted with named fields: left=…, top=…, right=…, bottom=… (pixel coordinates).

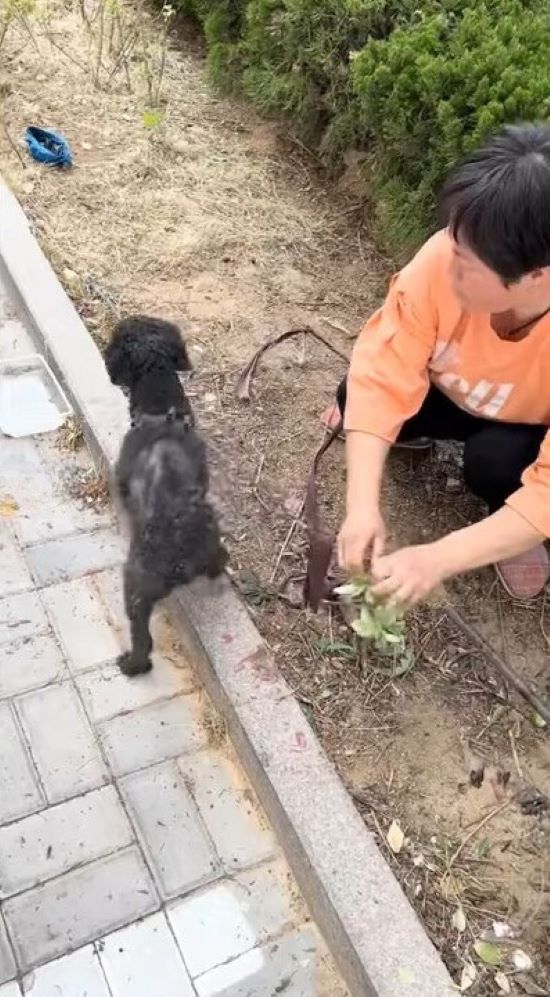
left=118, top=559, right=158, bottom=676
left=206, top=545, right=228, bottom=579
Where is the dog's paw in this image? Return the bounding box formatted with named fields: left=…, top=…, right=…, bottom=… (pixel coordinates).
left=118, top=652, right=153, bottom=677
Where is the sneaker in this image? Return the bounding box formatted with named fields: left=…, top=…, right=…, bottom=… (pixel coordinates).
left=495, top=544, right=550, bottom=599
left=393, top=437, right=432, bottom=451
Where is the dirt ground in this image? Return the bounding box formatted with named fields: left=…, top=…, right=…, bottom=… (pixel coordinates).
left=1, top=3, right=549, bottom=992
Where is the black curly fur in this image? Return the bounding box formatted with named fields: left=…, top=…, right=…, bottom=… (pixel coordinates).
left=106, top=316, right=228, bottom=676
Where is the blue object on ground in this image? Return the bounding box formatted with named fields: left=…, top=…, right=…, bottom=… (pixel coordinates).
left=24, top=127, right=73, bottom=167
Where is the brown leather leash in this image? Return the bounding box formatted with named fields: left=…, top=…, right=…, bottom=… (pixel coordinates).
left=235, top=325, right=349, bottom=612
left=236, top=326, right=349, bottom=403
left=303, top=419, right=343, bottom=611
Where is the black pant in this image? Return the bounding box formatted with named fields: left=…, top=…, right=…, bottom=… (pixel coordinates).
left=336, top=379, right=546, bottom=514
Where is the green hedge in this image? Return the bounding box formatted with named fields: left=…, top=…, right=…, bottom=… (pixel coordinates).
left=178, top=0, right=550, bottom=252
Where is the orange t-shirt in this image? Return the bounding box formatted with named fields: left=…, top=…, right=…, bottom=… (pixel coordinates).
left=345, top=230, right=550, bottom=536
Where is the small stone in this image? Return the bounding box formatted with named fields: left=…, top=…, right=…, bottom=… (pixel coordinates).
left=446, top=476, right=462, bottom=493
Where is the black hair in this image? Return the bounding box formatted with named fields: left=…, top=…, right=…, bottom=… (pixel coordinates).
left=440, top=122, right=550, bottom=283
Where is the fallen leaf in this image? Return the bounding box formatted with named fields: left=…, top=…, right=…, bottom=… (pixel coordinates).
left=495, top=972, right=511, bottom=994
left=531, top=712, right=547, bottom=729
left=396, top=967, right=415, bottom=984
left=474, top=941, right=502, bottom=966
left=453, top=907, right=467, bottom=933
left=513, top=951, right=533, bottom=972
left=0, top=496, right=19, bottom=517
left=387, top=820, right=405, bottom=854
left=460, top=962, right=477, bottom=991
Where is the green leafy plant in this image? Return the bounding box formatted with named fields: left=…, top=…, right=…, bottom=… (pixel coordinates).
left=335, top=576, right=413, bottom=675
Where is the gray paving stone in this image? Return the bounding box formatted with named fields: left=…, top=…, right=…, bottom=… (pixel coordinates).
left=0, top=315, right=35, bottom=357
left=0, top=914, right=16, bottom=986
left=23, top=946, right=110, bottom=996
left=98, top=695, right=206, bottom=776
left=41, top=577, right=122, bottom=672
left=98, top=913, right=195, bottom=997
left=3, top=847, right=158, bottom=972
left=0, top=634, right=65, bottom=699
left=0, top=439, right=49, bottom=508
left=120, top=761, right=218, bottom=900
left=0, top=526, right=33, bottom=597
left=0, top=983, right=19, bottom=997
left=92, top=566, right=126, bottom=634
left=180, top=749, right=275, bottom=873
left=168, top=861, right=302, bottom=979
left=14, top=500, right=102, bottom=549
left=16, top=683, right=108, bottom=803
left=0, top=438, right=109, bottom=548
left=193, top=925, right=336, bottom=997
left=27, top=528, right=124, bottom=587
left=77, top=657, right=192, bottom=724
left=0, top=701, right=44, bottom=823
left=0, top=786, right=133, bottom=898
left=0, top=592, right=48, bottom=646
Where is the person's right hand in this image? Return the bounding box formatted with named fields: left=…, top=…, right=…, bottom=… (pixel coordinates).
left=337, top=505, right=386, bottom=574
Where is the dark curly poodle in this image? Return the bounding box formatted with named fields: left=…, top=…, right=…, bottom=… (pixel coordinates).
left=105, top=316, right=228, bottom=676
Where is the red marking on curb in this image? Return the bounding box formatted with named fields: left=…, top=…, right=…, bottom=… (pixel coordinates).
left=291, top=731, right=307, bottom=752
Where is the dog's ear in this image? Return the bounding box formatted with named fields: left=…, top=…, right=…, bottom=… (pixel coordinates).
left=172, top=336, right=192, bottom=373
left=104, top=336, right=131, bottom=387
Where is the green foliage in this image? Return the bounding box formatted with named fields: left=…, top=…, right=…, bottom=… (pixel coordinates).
left=174, top=0, right=550, bottom=253
left=352, top=0, right=550, bottom=248
left=335, top=577, right=413, bottom=675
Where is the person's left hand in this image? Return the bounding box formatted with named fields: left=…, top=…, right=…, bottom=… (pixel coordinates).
left=370, top=543, right=448, bottom=606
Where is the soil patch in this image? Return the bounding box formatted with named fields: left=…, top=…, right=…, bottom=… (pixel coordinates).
left=2, top=5, right=548, bottom=992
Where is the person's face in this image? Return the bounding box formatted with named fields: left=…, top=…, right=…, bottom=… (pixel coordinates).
left=449, top=236, right=518, bottom=312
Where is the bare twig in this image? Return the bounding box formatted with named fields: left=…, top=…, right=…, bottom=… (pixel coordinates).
left=1, top=116, right=26, bottom=167
left=270, top=500, right=305, bottom=583
left=445, top=605, right=550, bottom=726
left=94, top=0, right=105, bottom=87
left=520, top=868, right=546, bottom=933
left=508, top=729, right=524, bottom=780
left=319, top=315, right=354, bottom=338
left=44, top=31, right=88, bottom=71
left=448, top=800, right=512, bottom=869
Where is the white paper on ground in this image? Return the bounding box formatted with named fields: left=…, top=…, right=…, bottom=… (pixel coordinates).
left=0, top=369, right=66, bottom=436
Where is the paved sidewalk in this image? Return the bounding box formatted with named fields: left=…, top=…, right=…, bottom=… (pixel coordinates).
left=0, top=275, right=345, bottom=996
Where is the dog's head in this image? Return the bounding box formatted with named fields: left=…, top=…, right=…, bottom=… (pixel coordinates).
left=105, top=316, right=192, bottom=389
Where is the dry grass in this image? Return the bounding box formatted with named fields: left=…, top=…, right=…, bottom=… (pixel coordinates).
left=200, top=700, right=227, bottom=750
left=65, top=465, right=110, bottom=509
left=1, top=0, right=362, bottom=345
left=57, top=415, right=85, bottom=452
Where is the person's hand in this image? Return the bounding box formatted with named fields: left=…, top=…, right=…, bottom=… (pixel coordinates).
left=370, top=543, right=448, bottom=606
left=338, top=505, right=386, bottom=574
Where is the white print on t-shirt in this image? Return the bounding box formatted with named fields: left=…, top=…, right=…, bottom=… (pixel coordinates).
left=434, top=372, right=514, bottom=417
left=430, top=340, right=514, bottom=418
